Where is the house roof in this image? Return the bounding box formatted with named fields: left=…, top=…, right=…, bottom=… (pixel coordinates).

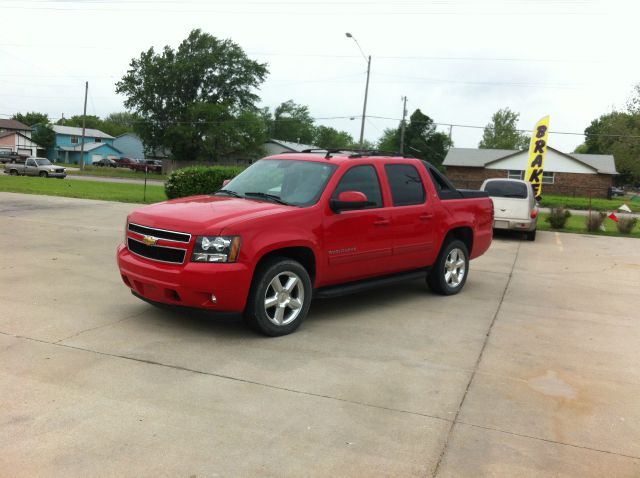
left=267, top=139, right=318, bottom=152
left=0, top=119, right=31, bottom=131
left=60, top=142, right=123, bottom=153
left=443, top=146, right=617, bottom=175
left=52, top=125, right=114, bottom=139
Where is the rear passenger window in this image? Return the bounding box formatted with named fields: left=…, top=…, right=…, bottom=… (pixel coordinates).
left=332, top=165, right=383, bottom=208
left=385, top=164, right=426, bottom=206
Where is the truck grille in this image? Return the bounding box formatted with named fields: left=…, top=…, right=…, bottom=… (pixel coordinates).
left=127, top=237, right=186, bottom=264
left=128, top=223, right=191, bottom=243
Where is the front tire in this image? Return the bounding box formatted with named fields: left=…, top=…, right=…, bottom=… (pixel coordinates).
left=427, top=239, right=469, bottom=295
left=39, top=171, right=48, bottom=178
left=244, top=257, right=312, bottom=336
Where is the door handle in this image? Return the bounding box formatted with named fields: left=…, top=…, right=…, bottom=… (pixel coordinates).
left=419, top=213, right=434, bottom=221
left=373, top=217, right=390, bottom=226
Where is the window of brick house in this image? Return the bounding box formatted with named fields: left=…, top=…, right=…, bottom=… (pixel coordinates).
left=508, top=170, right=524, bottom=180
left=542, top=171, right=555, bottom=184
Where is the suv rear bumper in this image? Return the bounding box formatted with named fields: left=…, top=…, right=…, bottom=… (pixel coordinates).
left=117, top=243, right=252, bottom=312
left=493, top=218, right=537, bottom=231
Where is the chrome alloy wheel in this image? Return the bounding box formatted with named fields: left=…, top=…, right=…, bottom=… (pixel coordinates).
left=264, top=271, right=305, bottom=326
left=444, top=247, right=466, bottom=288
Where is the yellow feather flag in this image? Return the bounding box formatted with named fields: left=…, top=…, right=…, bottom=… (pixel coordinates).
left=525, top=116, right=550, bottom=201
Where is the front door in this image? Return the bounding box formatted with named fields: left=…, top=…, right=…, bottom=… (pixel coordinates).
left=323, top=164, right=394, bottom=285
left=25, top=158, right=38, bottom=176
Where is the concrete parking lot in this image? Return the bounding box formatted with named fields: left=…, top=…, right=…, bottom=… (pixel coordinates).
left=1, top=191, right=639, bottom=477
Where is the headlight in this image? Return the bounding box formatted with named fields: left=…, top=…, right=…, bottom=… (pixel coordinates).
left=191, top=236, right=241, bottom=263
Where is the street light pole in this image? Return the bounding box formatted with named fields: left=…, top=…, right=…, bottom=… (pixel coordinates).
left=346, top=33, right=371, bottom=149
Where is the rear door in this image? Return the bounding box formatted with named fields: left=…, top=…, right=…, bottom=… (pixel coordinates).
left=323, top=164, right=394, bottom=284
left=384, top=163, right=436, bottom=269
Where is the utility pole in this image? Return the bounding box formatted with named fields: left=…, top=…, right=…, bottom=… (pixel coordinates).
left=448, top=124, right=453, bottom=146
left=79, top=81, right=88, bottom=171
left=359, top=55, right=371, bottom=149
left=399, top=96, right=408, bottom=154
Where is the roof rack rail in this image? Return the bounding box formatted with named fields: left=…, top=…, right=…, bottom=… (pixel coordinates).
left=298, top=148, right=415, bottom=159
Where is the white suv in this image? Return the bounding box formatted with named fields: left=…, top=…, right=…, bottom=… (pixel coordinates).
left=480, top=178, right=538, bottom=241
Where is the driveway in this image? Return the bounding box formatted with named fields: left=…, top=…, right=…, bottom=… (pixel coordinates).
left=1, top=192, right=639, bottom=477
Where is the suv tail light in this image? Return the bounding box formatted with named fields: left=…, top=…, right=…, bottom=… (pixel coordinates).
left=530, top=209, right=538, bottom=219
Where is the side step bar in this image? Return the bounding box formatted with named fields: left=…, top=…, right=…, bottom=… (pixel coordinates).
left=314, top=268, right=429, bottom=299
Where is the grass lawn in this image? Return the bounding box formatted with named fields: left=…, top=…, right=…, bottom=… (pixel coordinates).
left=538, top=212, right=640, bottom=238
left=0, top=175, right=167, bottom=204
left=539, top=194, right=640, bottom=213
left=55, top=164, right=167, bottom=181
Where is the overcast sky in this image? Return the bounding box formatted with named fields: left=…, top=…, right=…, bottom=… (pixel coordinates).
left=1, top=0, right=638, bottom=152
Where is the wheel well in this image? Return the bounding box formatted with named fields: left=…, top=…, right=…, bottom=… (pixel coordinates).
left=445, top=227, right=473, bottom=255
left=256, top=247, right=316, bottom=284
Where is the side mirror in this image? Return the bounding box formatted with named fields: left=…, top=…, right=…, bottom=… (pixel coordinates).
left=222, top=179, right=231, bottom=187
left=330, top=191, right=369, bottom=212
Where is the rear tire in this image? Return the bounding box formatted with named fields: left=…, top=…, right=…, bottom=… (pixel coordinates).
left=427, top=239, right=469, bottom=295
left=244, top=257, right=312, bottom=336
left=9, top=169, right=18, bottom=176
left=526, top=230, right=537, bottom=241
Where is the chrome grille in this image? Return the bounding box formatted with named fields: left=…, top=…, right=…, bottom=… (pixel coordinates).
left=128, top=223, right=191, bottom=243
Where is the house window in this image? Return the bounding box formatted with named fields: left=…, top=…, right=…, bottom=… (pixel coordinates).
left=71, top=136, right=78, bottom=144
left=94, top=138, right=101, bottom=143
left=508, top=170, right=524, bottom=180
left=542, top=171, right=555, bottom=184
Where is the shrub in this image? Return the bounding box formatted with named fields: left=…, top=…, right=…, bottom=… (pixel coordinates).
left=546, top=207, right=571, bottom=229
left=165, top=165, right=244, bottom=199
left=585, top=211, right=606, bottom=232
left=616, top=215, right=638, bottom=234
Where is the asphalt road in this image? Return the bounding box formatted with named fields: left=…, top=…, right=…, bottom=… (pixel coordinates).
left=1, top=192, right=639, bottom=477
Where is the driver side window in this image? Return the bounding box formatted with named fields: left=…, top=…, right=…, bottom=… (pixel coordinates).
left=332, top=165, right=383, bottom=209
left=26, top=159, right=36, bottom=167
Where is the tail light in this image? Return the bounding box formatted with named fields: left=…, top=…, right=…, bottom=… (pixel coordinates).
left=530, top=209, right=538, bottom=219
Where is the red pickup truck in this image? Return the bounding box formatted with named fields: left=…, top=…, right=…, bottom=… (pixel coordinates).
left=117, top=151, right=493, bottom=336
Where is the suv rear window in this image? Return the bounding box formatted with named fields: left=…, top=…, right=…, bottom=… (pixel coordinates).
left=484, top=180, right=528, bottom=199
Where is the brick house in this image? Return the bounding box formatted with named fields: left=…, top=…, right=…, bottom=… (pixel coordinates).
left=443, top=147, right=617, bottom=198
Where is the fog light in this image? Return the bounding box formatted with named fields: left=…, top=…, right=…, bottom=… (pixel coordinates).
left=210, top=294, right=217, bottom=304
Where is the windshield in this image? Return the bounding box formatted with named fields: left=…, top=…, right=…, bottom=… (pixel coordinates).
left=484, top=180, right=528, bottom=199
left=35, top=159, right=52, bottom=166
left=220, top=159, right=337, bottom=207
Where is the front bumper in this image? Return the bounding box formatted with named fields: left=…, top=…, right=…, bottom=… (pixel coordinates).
left=47, top=172, right=67, bottom=178
left=493, top=218, right=537, bottom=231
left=117, top=243, right=252, bottom=312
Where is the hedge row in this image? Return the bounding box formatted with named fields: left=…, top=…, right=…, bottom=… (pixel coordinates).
left=164, top=166, right=244, bottom=199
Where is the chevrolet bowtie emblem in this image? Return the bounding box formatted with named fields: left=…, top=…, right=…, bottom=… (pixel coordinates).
left=142, top=235, right=159, bottom=246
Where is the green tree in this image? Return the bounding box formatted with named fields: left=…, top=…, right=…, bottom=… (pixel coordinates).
left=378, top=109, right=452, bottom=166
left=271, top=100, right=316, bottom=144
left=12, top=111, right=49, bottom=126
left=57, top=115, right=104, bottom=130
left=101, top=111, right=139, bottom=137
left=32, top=124, right=56, bottom=150
left=582, top=111, right=640, bottom=184
left=479, top=107, right=530, bottom=150
left=116, top=29, right=268, bottom=161
left=313, top=125, right=353, bottom=149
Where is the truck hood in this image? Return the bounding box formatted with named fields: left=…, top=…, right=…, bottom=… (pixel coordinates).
left=128, top=195, right=292, bottom=235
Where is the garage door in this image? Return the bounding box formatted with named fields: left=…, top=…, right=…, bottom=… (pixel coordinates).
left=18, top=149, right=31, bottom=156
left=92, top=154, right=102, bottom=164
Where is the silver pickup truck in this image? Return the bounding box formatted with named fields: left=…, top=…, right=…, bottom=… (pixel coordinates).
left=4, top=157, right=67, bottom=179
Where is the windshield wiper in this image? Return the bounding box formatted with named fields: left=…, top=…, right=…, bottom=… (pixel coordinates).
left=215, top=189, right=243, bottom=198
left=243, top=191, right=290, bottom=205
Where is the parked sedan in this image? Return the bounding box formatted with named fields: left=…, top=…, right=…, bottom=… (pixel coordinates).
left=93, top=158, right=117, bottom=168
left=480, top=178, right=538, bottom=241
